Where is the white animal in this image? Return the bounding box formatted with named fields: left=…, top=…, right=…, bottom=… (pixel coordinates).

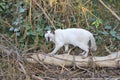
left=44, top=28, right=97, bottom=57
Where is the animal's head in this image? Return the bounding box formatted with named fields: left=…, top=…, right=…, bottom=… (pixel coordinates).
left=44, top=30, right=55, bottom=42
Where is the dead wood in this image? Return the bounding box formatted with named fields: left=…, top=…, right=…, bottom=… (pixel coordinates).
left=26, top=51, right=120, bottom=68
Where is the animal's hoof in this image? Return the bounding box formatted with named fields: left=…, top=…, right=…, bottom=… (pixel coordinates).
left=81, top=54, right=88, bottom=59
left=81, top=56, right=87, bottom=59
left=48, top=53, right=54, bottom=56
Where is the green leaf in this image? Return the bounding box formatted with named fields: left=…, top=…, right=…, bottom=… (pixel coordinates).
left=20, top=7, right=25, bottom=13
left=26, top=25, right=31, bottom=30
left=26, top=30, right=35, bottom=36
left=110, top=31, right=116, bottom=37
left=0, top=3, right=5, bottom=9
left=100, top=31, right=109, bottom=35
left=37, top=28, right=43, bottom=37
left=45, top=26, right=52, bottom=31
left=117, top=36, right=120, bottom=40
left=56, top=22, right=62, bottom=28
left=19, top=37, right=24, bottom=43
left=88, top=18, right=96, bottom=22
left=0, top=8, right=2, bottom=11
left=92, top=19, right=102, bottom=28
left=105, top=25, right=112, bottom=30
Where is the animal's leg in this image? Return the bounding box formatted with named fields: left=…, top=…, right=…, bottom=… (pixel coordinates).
left=77, top=43, right=89, bottom=58
left=64, top=44, right=69, bottom=52
left=49, top=43, right=63, bottom=55
left=81, top=51, right=86, bottom=55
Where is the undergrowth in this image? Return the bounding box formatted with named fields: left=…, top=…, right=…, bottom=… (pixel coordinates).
left=0, top=0, right=120, bottom=79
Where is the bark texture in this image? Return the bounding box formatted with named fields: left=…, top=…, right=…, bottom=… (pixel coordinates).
left=26, top=51, right=120, bottom=67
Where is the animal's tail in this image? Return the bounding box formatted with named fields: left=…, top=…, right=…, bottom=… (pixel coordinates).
left=90, top=35, right=97, bottom=51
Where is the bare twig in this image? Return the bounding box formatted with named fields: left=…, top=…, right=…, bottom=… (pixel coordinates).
left=32, top=0, right=56, bottom=29
left=67, top=47, right=76, bottom=55
left=32, top=75, right=44, bottom=80
left=99, top=0, right=120, bottom=21
left=104, top=45, right=112, bottom=54
left=18, top=62, right=30, bottom=80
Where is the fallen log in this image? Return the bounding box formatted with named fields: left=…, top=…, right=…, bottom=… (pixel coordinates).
left=26, top=51, right=120, bottom=67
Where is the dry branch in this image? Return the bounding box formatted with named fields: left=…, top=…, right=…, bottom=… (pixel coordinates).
left=32, top=75, right=44, bottom=80
left=32, top=0, right=56, bottom=29
left=99, top=0, right=120, bottom=21
left=26, top=51, right=120, bottom=68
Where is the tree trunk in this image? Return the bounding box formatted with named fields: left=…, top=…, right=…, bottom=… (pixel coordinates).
left=26, top=51, right=120, bottom=68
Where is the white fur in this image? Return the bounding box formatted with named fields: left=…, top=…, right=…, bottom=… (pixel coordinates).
left=45, top=28, right=97, bottom=57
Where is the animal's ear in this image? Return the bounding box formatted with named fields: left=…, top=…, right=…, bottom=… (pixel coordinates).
left=51, top=28, right=55, bottom=34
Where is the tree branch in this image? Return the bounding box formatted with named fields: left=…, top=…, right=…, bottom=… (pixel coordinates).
left=99, top=0, right=120, bottom=21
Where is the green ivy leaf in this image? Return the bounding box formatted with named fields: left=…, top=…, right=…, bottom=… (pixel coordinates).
left=26, top=30, right=35, bottom=36
left=56, top=22, right=62, bottom=28
left=100, top=31, right=109, bottom=35
left=105, top=25, right=112, bottom=30
left=37, top=28, right=43, bottom=37
left=0, top=3, right=5, bottom=10
left=26, top=25, right=31, bottom=30
left=110, top=31, right=116, bottom=37
left=45, top=26, right=52, bottom=31
left=117, top=36, right=120, bottom=40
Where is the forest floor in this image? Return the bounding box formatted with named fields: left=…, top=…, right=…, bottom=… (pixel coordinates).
left=0, top=34, right=120, bottom=80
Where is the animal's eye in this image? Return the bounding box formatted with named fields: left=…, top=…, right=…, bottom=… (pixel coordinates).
left=44, top=30, right=48, bottom=34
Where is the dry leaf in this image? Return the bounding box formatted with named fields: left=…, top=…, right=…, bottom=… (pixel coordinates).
left=49, top=0, right=57, bottom=7
left=82, top=7, right=88, bottom=14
